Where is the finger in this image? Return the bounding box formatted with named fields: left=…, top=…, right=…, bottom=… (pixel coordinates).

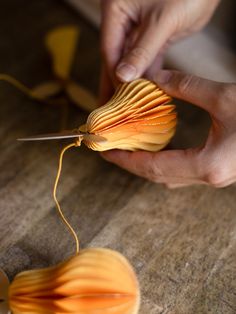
left=99, top=64, right=115, bottom=106
left=101, top=1, right=130, bottom=78
left=116, top=17, right=174, bottom=82
left=166, top=182, right=203, bottom=189
left=101, top=148, right=205, bottom=185
left=155, top=70, right=223, bottom=114
left=144, top=48, right=167, bottom=80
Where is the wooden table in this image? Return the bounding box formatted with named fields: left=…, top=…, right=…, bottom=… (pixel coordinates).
left=0, top=1, right=236, bottom=313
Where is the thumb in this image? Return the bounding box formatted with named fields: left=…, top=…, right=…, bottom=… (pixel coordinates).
left=155, top=70, right=223, bottom=114
left=116, top=21, right=173, bottom=82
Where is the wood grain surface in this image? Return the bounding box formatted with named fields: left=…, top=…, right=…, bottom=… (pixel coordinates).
left=0, top=1, right=235, bottom=313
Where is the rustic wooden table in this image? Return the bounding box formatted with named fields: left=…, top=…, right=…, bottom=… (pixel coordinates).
left=0, top=1, right=236, bottom=313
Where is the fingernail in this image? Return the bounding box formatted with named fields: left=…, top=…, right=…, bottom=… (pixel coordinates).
left=116, top=63, right=137, bottom=82
left=156, top=70, right=172, bottom=84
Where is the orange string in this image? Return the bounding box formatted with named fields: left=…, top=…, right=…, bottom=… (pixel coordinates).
left=53, top=143, right=79, bottom=254
left=0, top=74, right=33, bottom=96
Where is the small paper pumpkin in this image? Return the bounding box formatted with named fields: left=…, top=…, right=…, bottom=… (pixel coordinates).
left=78, top=78, right=177, bottom=152
left=9, top=248, right=140, bottom=314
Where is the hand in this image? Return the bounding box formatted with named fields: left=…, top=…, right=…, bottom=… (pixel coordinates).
left=101, top=70, right=236, bottom=188
left=100, top=0, right=220, bottom=103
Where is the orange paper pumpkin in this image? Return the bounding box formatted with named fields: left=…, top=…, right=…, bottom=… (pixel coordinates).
left=79, top=79, right=177, bottom=152
left=9, top=248, right=140, bottom=314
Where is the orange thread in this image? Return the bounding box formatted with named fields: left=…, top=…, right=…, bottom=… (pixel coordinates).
left=0, top=74, right=33, bottom=96
left=53, top=143, right=79, bottom=254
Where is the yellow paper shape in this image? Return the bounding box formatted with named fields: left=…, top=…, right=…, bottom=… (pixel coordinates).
left=78, top=79, right=177, bottom=152
left=45, top=26, right=80, bottom=80
left=66, top=81, right=97, bottom=112
left=9, top=248, right=140, bottom=314
left=31, top=81, right=62, bottom=99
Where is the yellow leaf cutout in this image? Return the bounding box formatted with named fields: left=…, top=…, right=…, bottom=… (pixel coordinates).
left=45, top=26, right=80, bottom=80
left=31, top=81, right=62, bottom=99
left=66, top=81, right=97, bottom=112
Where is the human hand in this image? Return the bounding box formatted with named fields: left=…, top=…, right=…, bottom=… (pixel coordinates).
left=100, top=0, right=220, bottom=103
left=101, top=71, right=236, bottom=188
